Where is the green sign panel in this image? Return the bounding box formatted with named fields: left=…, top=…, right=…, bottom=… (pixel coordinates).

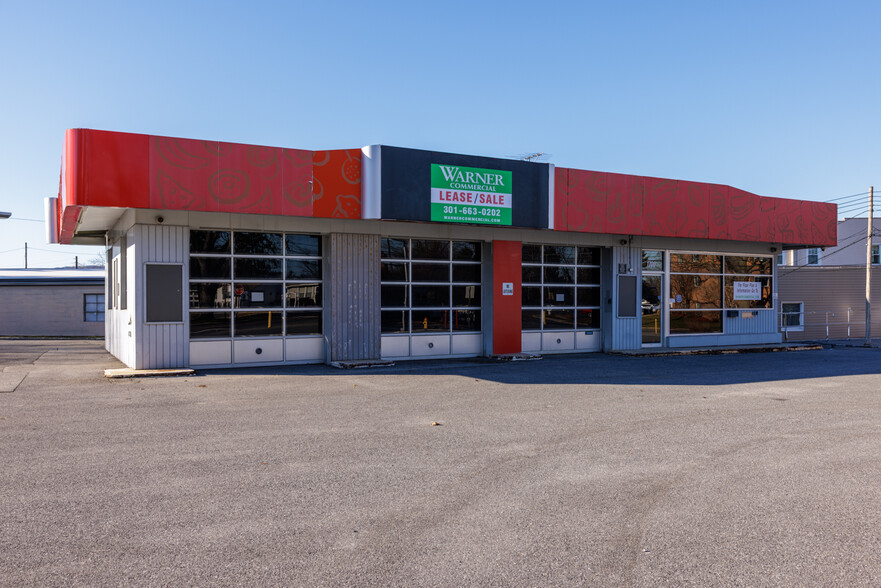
left=430, top=164, right=512, bottom=225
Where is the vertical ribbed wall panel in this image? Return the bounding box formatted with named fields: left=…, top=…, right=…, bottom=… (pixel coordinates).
left=132, top=224, right=189, bottom=369
left=723, top=310, right=776, bottom=335
left=611, top=246, right=642, bottom=351
left=329, top=233, right=381, bottom=362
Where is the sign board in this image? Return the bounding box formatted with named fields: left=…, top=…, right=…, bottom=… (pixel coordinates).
left=379, top=146, right=548, bottom=228
left=733, top=281, right=761, bottom=300
left=502, top=282, right=514, bottom=296
left=430, top=164, right=512, bottom=225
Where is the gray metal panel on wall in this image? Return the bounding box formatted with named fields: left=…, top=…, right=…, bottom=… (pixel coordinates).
left=723, top=310, right=777, bottom=335
left=611, top=246, right=642, bottom=351
left=133, top=224, right=189, bottom=370
left=329, top=233, right=380, bottom=361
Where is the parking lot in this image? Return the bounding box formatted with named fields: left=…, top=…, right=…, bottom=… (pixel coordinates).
left=2, top=339, right=881, bottom=587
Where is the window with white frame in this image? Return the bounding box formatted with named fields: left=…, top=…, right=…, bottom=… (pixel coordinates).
left=807, top=248, right=820, bottom=265
left=872, top=244, right=879, bottom=265
left=781, top=302, right=804, bottom=331
left=380, top=238, right=482, bottom=335
left=776, top=251, right=784, bottom=266
left=84, top=294, right=105, bottom=322
left=188, top=230, right=323, bottom=340
left=668, top=253, right=773, bottom=335
left=521, top=244, right=602, bottom=332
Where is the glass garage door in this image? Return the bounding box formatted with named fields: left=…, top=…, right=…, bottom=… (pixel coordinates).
left=521, top=244, right=602, bottom=353
left=188, top=230, right=324, bottom=366
left=380, top=238, right=482, bottom=358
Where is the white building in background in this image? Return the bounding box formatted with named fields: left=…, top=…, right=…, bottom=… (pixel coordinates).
left=0, top=268, right=105, bottom=337
left=778, top=218, right=881, bottom=340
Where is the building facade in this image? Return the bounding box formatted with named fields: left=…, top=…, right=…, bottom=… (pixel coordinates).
left=778, top=217, right=879, bottom=340
left=49, top=129, right=837, bottom=369
left=0, top=269, right=105, bottom=337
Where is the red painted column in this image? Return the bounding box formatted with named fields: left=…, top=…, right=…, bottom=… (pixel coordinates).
left=492, top=240, right=522, bottom=355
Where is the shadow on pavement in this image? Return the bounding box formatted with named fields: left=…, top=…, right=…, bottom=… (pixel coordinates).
left=204, top=346, right=881, bottom=387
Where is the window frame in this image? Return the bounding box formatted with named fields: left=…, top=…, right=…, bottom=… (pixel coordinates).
left=668, top=251, right=774, bottom=337
left=781, top=301, right=804, bottom=332
left=380, top=237, right=482, bottom=335
left=521, top=243, right=602, bottom=332
left=83, top=293, right=105, bottom=323
left=188, top=230, right=324, bottom=340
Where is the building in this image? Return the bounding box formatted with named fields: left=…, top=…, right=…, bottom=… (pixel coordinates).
left=778, top=217, right=880, bottom=340
left=47, top=129, right=837, bottom=369
left=0, top=268, right=105, bottom=337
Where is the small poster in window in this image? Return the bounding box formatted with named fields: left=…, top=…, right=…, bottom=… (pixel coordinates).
left=251, top=291, right=264, bottom=302
left=733, top=281, right=761, bottom=300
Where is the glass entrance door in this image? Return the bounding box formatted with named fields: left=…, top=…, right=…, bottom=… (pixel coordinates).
left=641, top=275, right=663, bottom=345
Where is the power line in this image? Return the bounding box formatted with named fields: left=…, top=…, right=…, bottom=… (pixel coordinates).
left=778, top=232, right=873, bottom=277
left=824, top=191, right=870, bottom=203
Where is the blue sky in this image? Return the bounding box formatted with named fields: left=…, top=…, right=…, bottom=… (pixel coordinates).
left=1, top=0, right=879, bottom=268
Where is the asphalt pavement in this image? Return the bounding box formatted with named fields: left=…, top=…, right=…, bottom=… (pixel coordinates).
left=2, top=340, right=881, bottom=587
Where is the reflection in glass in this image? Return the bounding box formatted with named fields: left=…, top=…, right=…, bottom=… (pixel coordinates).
left=577, top=267, right=601, bottom=285
left=669, top=311, right=722, bottom=334
left=190, top=231, right=230, bottom=254
left=641, top=275, right=662, bottom=344
left=544, top=246, right=575, bottom=265
left=642, top=250, right=664, bottom=271
left=412, top=285, right=450, bottom=307
left=544, top=309, right=575, bottom=329
left=234, top=311, right=283, bottom=337
left=725, top=256, right=772, bottom=275
left=381, top=238, right=408, bottom=259
left=286, top=260, right=321, bottom=280
left=522, top=286, right=541, bottom=307
left=285, top=234, right=321, bottom=257
left=544, top=266, right=575, bottom=284
left=381, top=310, right=408, bottom=333
left=190, top=283, right=232, bottom=308
left=522, top=265, right=542, bottom=284
left=286, top=311, right=321, bottom=335
left=234, top=284, right=283, bottom=308
left=544, top=286, right=574, bottom=307
left=577, top=287, right=601, bottom=307
left=190, top=312, right=231, bottom=338
left=453, top=310, right=480, bottom=331
left=381, top=285, right=408, bottom=307
left=669, top=274, right=722, bottom=309
left=522, top=309, right=542, bottom=330
left=578, top=247, right=601, bottom=266
left=452, top=241, right=481, bottom=261
left=412, top=263, right=449, bottom=282
left=670, top=253, right=721, bottom=274
left=577, top=309, right=601, bottom=329
left=411, top=310, right=449, bottom=331
left=522, top=244, right=541, bottom=263
left=724, top=276, right=772, bottom=308
left=452, top=264, right=481, bottom=283
left=452, top=285, right=480, bottom=307
left=234, top=232, right=283, bottom=256
left=411, top=240, right=450, bottom=260
left=234, top=258, right=282, bottom=280
left=285, top=284, right=321, bottom=307
left=190, top=257, right=231, bottom=280
left=381, top=262, right=408, bottom=282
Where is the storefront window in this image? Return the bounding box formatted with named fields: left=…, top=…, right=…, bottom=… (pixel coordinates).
left=668, top=252, right=773, bottom=334
left=189, top=230, right=323, bottom=339
left=521, top=244, right=602, bottom=332
left=380, top=238, right=481, bottom=334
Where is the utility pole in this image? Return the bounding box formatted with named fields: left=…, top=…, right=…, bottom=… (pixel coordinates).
left=867, top=186, right=874, bottom=346
left=24, top=242, right=27, bottom=269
